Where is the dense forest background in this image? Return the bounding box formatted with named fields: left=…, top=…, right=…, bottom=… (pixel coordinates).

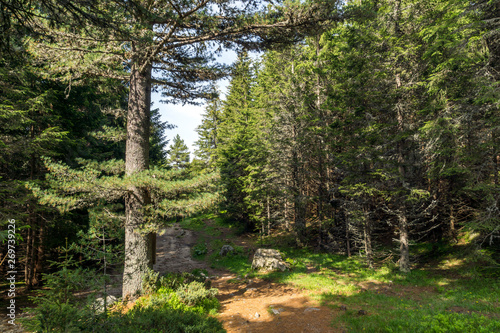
left=1, top=0, right=499, bottom=320
left=200, top=0, right=500, bottom=272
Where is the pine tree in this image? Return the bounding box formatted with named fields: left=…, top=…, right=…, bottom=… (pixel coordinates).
left=194, top=88, right=222, bottom=172
left=168, top=134, right=190, bottom=170
left=150, top=108, right=175, bottom=168
left=0, top=31, right=128, bottom=287
left=217, top=51, right=257, bottom=230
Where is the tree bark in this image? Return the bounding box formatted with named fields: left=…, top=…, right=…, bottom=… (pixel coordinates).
left=363, top=207, right=373, bottom=269
left=24, top=211, right=34, bottom=289
left=34, top=215, right=45, bottom=285
left=345, top=213, right=351, bottom=257
left=399, top=213, right=411, bottom=273
left=122, top=55, right=155, bottom=298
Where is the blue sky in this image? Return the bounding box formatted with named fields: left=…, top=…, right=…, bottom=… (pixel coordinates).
left=153, top=51, right=237, bottom=156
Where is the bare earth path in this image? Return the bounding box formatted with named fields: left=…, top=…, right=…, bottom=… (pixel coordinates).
left=156, top=223, right=339, bottom=333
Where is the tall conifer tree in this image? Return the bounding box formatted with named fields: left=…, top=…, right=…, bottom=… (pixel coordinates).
left=26, top=0, right=340, bottom=296
left=168, top=134, right=190, bottom=170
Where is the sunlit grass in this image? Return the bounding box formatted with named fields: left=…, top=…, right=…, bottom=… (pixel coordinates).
left=185, top=215, right=500, bottom=332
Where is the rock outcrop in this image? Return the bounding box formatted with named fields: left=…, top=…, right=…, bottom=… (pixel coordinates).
left=251, top=249, right=289, bottom=272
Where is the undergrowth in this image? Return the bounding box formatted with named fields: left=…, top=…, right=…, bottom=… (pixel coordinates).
left=23, top=269, right=223, bottom=333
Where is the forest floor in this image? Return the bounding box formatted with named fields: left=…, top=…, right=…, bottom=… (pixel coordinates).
left=155, top=223, right=338, bottom=333
left=2, top=218, right=499, bottom=332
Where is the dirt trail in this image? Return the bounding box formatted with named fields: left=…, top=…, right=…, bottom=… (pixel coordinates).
left=213, top=276, right=338, bottom=333
left=153, top=224, right=209, bottom=274
left=1, top=223, right=339, bottom=333
left=155, top=223, right=339, bottom=333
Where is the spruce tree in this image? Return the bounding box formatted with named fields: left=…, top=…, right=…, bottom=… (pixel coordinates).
left=217, top=51, right=256, bottom=230
left=194, top=88, right=222, bottom=172
left=150, top=108, right=174, bottom=168
left=168, top=134, right=190, bottom=170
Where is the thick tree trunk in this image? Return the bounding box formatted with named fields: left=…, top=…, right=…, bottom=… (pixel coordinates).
left=122, top=58, right=155, bottom=298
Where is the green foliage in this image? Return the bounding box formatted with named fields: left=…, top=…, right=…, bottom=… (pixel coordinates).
left=142, top=268, right=160, bottom=295
left=192, top=242, right=208, bottom=258
left=217, top=51, right=273, bottom=232
left=153, top=270, right=211, bottom=295
left=150, top=108, right=175, bottom=167
left=23, top=250, right=104, bottom=332
left=29, top=157, right=220, bottom=223
left=168, top=134, right=190, bottom=170
left=25, top=300, right=92, bottom=333
left=176, top=281, right=218, bottom=306
left=24, top=264, right=223, bottom=332
left=101, top=296, right=224, bottom=333
left=208, top=245, right=251, bottom=276
left=194, top=87, right=222, bottom=172
left=25, top=282, right=224, bottom=333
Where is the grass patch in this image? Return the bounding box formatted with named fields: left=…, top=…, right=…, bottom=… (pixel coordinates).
left=179, top=213, right=227, bottom=237
left=217, top=242, right=500, bottom=332
left=180, top=215, right=500, bottom=332
left=192, top=241, right=209, bottom=259
left=251, top=246, right=500, bottom=332
left=208, top=245, right=252, bottom=276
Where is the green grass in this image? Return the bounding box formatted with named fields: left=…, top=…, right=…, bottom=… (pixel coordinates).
left=182, top=215, right=500, bottom=332
left=178, top=213, right=226, bottom=237
left=196, top=227, right=500, bottom=332
left=208, top=244, right=252, bottom=276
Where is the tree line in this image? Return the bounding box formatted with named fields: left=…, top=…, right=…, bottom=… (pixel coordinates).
left=194, top=0, right=500, bottom=272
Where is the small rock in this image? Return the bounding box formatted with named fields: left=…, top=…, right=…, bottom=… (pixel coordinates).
left=271, top=308, right=284, bottom=315
left=358, top=309, right=367, bottom=315
left=304, top=307, right=320, bottom=313
left=255, top=312, right=260, bottom=318
left=220, top=245, right=234, bottom=256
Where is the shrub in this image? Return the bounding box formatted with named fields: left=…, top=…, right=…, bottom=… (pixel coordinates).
left=159, top=272, right=186, bottom=290
left=22, top=265, right=103, bottom=332
left=176, top=281, right=218, bottom=306
left=24, top=299, right=94, bottom=333
left=158, top=271, right=211, bottom=291
left=142, top=268, right=160, bottom=295
left=98, top=306, right=225, bottom=333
